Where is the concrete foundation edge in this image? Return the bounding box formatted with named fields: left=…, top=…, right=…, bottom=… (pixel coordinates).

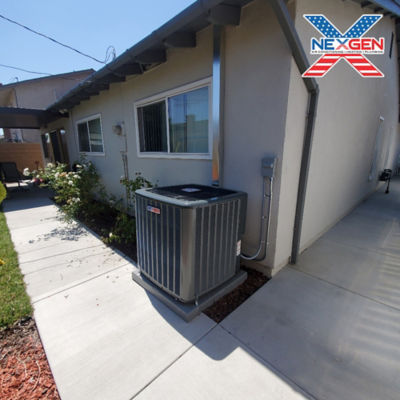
left=132, top=267, right=247, bottom=322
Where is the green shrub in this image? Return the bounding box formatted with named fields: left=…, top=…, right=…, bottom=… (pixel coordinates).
left=120, top=172, right=153, bottom=212
left=25, top=164, right=154, bottom=248
left=105, top=212, right=136, bottom=244
left=0, top=182, right=6, bottom=205
left=105, top=172, right=153, bottom=245
left=29, top=160, right=103, bottom=221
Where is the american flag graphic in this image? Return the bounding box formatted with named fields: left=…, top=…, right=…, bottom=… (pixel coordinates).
left=303, top=14, right=384, bottom=78
left=147, top=205, right=160, bottom=214
left=303, top=54, right=384, bottom=78
left=304, top=15, right=381, bottom=38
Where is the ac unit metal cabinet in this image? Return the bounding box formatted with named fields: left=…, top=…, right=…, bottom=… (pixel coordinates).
left=135, top=184, right=247, bottom=303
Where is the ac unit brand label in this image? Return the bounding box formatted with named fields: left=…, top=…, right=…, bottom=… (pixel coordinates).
left=303, top=14, right=385, bottom=78
left=147, top=206, right=160, bottom=215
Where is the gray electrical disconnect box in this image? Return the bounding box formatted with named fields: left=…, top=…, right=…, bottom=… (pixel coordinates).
left=261, top=156, right=277, bottom=178
left=135, top=184, right=247, bottom=303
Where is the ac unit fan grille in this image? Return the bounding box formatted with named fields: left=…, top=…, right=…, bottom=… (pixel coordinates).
left=194, top=200, right=240, bottom=296
left=136, top=196, right=181, bottom=296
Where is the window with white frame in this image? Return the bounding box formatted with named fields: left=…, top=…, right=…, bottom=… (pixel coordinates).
left=76, top=115, right=104, bottom=154
left=136, top=81, right=211, bottom=157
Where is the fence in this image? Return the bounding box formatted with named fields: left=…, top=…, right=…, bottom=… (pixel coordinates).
left=0, top=143, right=44, bottom=173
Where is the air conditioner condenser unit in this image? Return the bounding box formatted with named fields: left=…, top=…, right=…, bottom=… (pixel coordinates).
left=135, top=184, right=247, bottom=303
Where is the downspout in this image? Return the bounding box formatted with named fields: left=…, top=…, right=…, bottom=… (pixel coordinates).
left=211, top=24, right=224, bottom=186
left=291, top=89, right=319, bottom=263
left=121, top=123, right=130, bottom=210
left=267, top=0, right=320, bottom=264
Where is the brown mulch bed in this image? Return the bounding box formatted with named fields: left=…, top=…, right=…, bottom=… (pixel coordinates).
left=78, top=204, right=137, bottom=261
left=204, top=266, right=269, bottom=323
left=0, top=317, right=60, bottom=400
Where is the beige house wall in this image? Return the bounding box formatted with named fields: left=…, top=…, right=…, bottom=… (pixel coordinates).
left=221, top=0, right=293, bottom=269
left=292, top=0, right=399, bottom=255
left=58, top=0, right=293, bottom=273
left=64, top=26, right=214, bottom=199
left=1, top=70, right=92, bottom=143
left=273, top=57, right=309, bottom=271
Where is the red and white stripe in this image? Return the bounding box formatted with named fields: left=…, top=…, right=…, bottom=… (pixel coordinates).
left=302, top=54, right=342, bottom=77
left=341, top=54, right=384, bottom=78
left=303, top=53, right=384, bottom=78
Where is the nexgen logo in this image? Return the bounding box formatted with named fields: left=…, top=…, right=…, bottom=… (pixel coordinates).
left=311, top=38, right=384, bottom=53
left=303, top=14, right=385, bottom=78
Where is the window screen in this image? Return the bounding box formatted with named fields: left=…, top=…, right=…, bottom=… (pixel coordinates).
left=168, top=86, right=209, bottom=153
left=137, top=101, right=167, bottom=152
left=136, top=84, right=209, bottom=155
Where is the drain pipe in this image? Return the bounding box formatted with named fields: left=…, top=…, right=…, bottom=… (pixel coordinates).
left=290, top=90, right=319, bottom=263
left=241, top=176, right=274, bottom=261
left=267, top=0, right=320, bottom=264
left=211, top=24, right=224, bottom=186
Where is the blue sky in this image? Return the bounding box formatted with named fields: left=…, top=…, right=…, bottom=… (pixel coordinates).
left=0, top=0, right=195, bottom=85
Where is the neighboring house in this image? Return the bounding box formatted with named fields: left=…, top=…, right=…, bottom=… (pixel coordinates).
left=9, top=0, right=400, bottom=276
left=0, top=69, right=93, bottom=143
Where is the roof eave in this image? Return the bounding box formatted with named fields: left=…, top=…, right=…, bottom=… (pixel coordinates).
left=47, top=0, right=244, bottom=113
left=0, top=107, right=67, bottom=129
left=363, top=0, right=400, bottom=16
left=46, top=0, right=400, bottom=115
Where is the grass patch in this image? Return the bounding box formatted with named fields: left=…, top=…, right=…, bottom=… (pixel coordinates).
left=0, top=208, right=32, bottom=328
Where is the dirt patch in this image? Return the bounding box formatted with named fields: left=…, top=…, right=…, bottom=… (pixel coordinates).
left=80, top=209, right=137, bottom=262
left=204, top=266, right=269, bottom=323
left=0, top=317, right=60, bottom=400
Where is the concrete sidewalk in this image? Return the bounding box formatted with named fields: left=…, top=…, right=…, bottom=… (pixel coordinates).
left=3, top=179, right=400, bottom=400
left=3, top=188, right=307, bottom=400
left=135, top=179, right=400, bottom=400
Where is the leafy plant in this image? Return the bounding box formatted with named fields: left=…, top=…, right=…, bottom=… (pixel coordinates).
left=24, top=164, right=153, bottom=250
left=104, top=212, right=136, bottom=244
left=120, top=172, right=153, bottom=213
left=105, top=172, right=153, bottom=245
left=27, top=160, right=103, bottom=221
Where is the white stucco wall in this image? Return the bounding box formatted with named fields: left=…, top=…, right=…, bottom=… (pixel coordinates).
left=293, top=0, right=400, bottom=252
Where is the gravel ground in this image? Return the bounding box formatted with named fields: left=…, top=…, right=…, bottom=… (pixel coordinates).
left=0, top=317, right=60, bottom=400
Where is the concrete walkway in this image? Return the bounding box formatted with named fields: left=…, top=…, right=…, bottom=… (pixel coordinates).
left=3, top=179, right=400, bottom=400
